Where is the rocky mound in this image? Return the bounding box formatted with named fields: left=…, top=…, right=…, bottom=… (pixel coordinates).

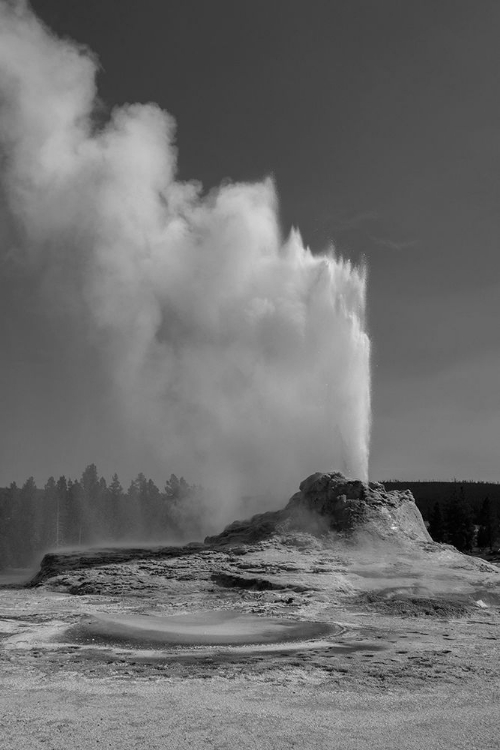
left=28, top=472, right=431, bottom=588
left=205, top=472, right=431, bottom=546
left=26, top=471, right=500, bottom=615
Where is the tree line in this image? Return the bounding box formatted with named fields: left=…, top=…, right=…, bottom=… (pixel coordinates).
left=0, top=464, right=206, bottom=569
left=385, top=480, right=500, bottom=553
left=427, top=487, right=499, bottom=552
left=384, top=480, right=500, bottom=519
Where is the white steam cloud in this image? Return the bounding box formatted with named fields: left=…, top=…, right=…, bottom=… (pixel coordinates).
left=0, top=2, right=370, bottom=529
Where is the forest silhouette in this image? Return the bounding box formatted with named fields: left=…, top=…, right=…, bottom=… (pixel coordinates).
left=1, top=469, right=499, bottom=570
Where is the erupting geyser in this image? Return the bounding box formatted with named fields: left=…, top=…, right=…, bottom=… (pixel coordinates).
left=0, top=3, right=370, bottom=528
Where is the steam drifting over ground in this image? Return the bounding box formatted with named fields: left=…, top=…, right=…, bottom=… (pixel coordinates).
left=0, top=2, right=370, bottom=529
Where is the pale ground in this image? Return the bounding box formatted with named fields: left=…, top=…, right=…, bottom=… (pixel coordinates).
left=1, top=670, right=499, bottom=750
left=1, top=540, right=499, bottom=750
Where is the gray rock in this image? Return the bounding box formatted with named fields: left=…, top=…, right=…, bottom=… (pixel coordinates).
left=206, top=472, right=431, bottom=546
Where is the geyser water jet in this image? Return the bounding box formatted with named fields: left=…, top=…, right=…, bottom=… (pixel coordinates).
left=0, top=3, right=370, bottom=532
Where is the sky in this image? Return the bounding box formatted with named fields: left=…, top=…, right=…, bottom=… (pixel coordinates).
left=1, top=0, right=499, bottom=487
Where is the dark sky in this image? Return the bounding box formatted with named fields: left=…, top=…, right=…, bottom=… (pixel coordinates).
left=2, top=0, right=500, bottom=484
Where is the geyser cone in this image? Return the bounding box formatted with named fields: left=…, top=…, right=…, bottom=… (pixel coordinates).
left=0, top=4, right=370, bottom=531
left=206, top=472, right=430, bottom=547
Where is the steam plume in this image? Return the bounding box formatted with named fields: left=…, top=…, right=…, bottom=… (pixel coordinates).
left=0, top=2, right=370, bottom=528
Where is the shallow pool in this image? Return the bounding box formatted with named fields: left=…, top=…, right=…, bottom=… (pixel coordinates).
left=69, top=610, right=340, bottom=647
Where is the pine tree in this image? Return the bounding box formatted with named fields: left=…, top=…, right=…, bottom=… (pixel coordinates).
left=0, top=483, right=19, bottom=567
left=164, top=475, right=205, bottom=540
left=19, top=477, right=38, bottom=564
left=165, top=474, right=181, bottom=501
left=41, top=476, right=58, bottom=549
left=444, top=485, right=475, bottom=551
left=97, top=476, right=108, bottom=539
left=108, top=473, right=124, bottom=540
left=477, top=497, right=498, bottom=551
left=123, top=478, right=141, bottom=540
left=81, top=464, right=101, bottom=543
left=55, top=476, right=68, bottom=546
left=136, top=473, right=157, bottom=538
left=428, top=501, right=445, bottom=542
left=142, top=478, right=162, bottom=539
left=66, top=479, right=84, bottom=546
left=81, top=464, right=100, bottom=497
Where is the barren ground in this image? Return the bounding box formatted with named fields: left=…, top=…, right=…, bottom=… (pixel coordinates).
left=1, top=537, right=499, bottom=749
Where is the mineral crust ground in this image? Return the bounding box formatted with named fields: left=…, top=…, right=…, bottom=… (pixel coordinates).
left=1, top=474, right=499, bottom=749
